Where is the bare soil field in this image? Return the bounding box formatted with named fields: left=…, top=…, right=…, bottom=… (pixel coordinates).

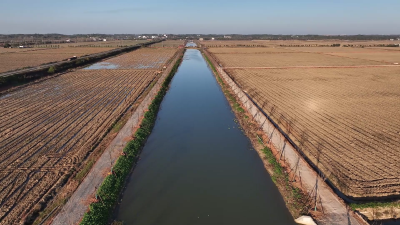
left=212, top=51, right=387, bottom=68
left=266, top=40, right=400, bottom=47
left=0, top=48, right=45, bottom=54
left=0, top=69, right=158, bottom=224
left=20, top=47, right=115, bottom=55
left=0, top=47, right=115, bottom=73
left=208, top=45, right=400, bottom=199
left=150, top=40, right=185, bottom=48
left=225, top=67, right=400, bottom=198
left=200, top=40, right=269, bottom=47
left=100, top=48, right=178, bottom=70
left=283, top=47, right=400, bottom=64
left=284, top=47, right=391, bottom=53
left=0, top=46, right=181, bottom=224
left=201, top=40, right=400, bottom=48
left=208, top=47, right=295, bottom=54
left=34, top=40, right=148, bottom=48
left=327, top=52, right=400, bottom=64
left=366, top=47, right=400, bottom=51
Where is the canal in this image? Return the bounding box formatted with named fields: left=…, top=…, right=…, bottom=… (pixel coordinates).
left=115, top=48, right=296, bottom=224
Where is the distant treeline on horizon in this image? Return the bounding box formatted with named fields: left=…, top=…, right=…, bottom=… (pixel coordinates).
left=0, top=34, right=399, bottom=41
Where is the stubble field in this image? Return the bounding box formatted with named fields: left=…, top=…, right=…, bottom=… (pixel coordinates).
left=0, top=47, right=116, bottom=73
left=212, top=52, right=387, bottom=68
left=0, top=46, right=180, bottom=224
left=102, top=48, right=179, bottom=70
left=208, top=43, right=400, bottom=198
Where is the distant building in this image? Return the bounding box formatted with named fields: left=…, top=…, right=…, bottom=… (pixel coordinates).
left=199, top=38, right=204, bottom=41
left=211, top=37, right=215, bottom=40
left=103, top=39, right=107, bottom=42
left=224, top=35, right=232, bottom=39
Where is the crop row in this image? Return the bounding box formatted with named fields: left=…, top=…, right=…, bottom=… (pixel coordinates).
left=213, top=52, right=386, bottom=68
left=98, top=48, right=178, bottom=70
left=0, top=48, right=116, bottom=73
left=0, top=69, right=158, bottom=224
left=224, top=67, right=400, bottom=198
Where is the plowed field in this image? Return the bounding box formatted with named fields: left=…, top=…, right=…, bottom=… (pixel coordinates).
left=0, top=45, right=181, bottom=224
left=100, top=48, right=178, bottom=70
left=0, top=47, right=115, bottom=73
left=0, top=69, right=158, bottom=224
left=150, top=40, right=185, bottom=48
left=213, top=52, right=387, bottom=68
left=209, top=46, right=400, bottom=198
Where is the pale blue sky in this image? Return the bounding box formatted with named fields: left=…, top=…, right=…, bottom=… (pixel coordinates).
left=0, top=0, right=399, bottom=34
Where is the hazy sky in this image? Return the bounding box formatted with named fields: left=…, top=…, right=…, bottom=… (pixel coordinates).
left=0, top=0, right=399, bottom=34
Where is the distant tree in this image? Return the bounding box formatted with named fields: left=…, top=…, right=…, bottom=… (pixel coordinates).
left=4, top=43, right=11, bottom=48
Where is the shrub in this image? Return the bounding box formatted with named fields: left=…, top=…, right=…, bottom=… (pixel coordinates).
left=48, top=66, right=56, bottom=74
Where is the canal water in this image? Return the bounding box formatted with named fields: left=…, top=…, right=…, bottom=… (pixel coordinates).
left=115, top=49, right=295, bottom=224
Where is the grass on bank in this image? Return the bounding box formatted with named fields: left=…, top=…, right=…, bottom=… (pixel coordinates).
left=350, top=201, right=400, bottom=211
left=79, top=53, right=183, bottom=225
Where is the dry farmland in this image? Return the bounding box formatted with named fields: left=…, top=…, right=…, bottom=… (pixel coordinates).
left=200, top=39, right=400, bottom=48
left=98, top=48, right=179, bottom=70
left=212, top=51, right=387, bottom=68
left=34, top=40, right=149, bottom=48
left=200, top=40, right=269, bottom=47
left=0, top=48, right=45, bottom=54
left=0, top=47, right=115, bottom=73
left=208, top=44, right=400, bottom=198
left=0, top=46, right=180, bottom=224
left=150, top=40, right=185, bottom=48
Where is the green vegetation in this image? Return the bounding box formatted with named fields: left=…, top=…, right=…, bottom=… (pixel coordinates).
left=79, top=53, right=183, bottom=225
left=261, top=145, right=305, bottom=209
left=75, top=159, right=95, bottom=183
left=48, top=66, right=56, bottom=74
left=204, top=56, right=217, bottom=73
left=203, top=53, right=245, bottom=117
left=111, top=121, right=124, bottom=133
left=349, top=201, right=400, bottom=211
left=261, top=147, right=283, bottom=183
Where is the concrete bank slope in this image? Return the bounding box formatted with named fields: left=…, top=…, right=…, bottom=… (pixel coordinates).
left=203, top=50, right=367, bottom=225
left=51, top=51, right=183, bottom=225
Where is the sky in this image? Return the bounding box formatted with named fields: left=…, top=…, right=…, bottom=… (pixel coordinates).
left=0, top=0, right=399, bottom=35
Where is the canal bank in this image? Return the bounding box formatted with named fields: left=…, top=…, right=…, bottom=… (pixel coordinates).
left=114, top=49, right=296, bottom=224
left=201, top=49, right=370, bottom=225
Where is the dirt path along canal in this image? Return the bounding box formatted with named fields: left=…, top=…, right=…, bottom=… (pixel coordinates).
left=115, top=49, right=296, bottom=225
